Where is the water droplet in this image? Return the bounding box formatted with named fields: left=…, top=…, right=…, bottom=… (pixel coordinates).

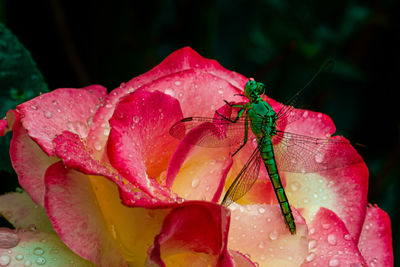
left=302, top=111, right=309, bottom=118
left=24, top=260, right=32, bottom=266
left=191, top=178, right=200, bottom=188
left=290, top=181, right=301, bottom=192
left=105, top=103, right=112, bottom=108
left=306, top=253, right=315, bottom=262
left=309, top=227, right=315, bottom=235
left=132, top=115, right=139, bottom=123
left=0, top=229, right=20, bottom=248
left=30, top=105, right=38, bottom=110
left=15, top=255, right=24, bottom=261
left=258, top=207, right=266, bottom=214
left=322, top=223, right=330, bottom=230
left=33, top=247, right=44, bottom=256
left=35, top=257, right=46, bottom=265
left=315, top=153, right=324, bottom=163
left=234, top=216, right=240, bottom=221
left=218, top=89, right=223, bottom=94
left=44, top=110, right=52, bottom=118
left=174, top=81, right=181, bottom=86
left=0, top=255, right=10, bottom=266
left=269, top=230, right=278, bottom=240
left=344, top=234, right=352, bottom=241
left=317, top=113, right=322, bottom=118
left=103, top=128, right=110, bottom=136
left=308, top=239, right=317, bottom=249
left=328, top=258, right=339, bottom=266
left=327, top=234, right=337, bottom=245
left=164, top=88, right=175, bottom=97
left=313, top=193, right=319, bottom=199
left=91, top=139, right=104, bottom=151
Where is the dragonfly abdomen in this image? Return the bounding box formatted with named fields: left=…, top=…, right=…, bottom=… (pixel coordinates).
left=259, top=138, right=296, bottom=234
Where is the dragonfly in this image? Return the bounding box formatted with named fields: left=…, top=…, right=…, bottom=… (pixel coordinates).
left=169, top=70, right=362, bottom=235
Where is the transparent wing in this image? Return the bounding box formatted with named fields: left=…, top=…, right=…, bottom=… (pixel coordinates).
left=169, top=116, right=250, bottom=148
left=272, top=131, right=363, bottom=173
left=221, top=145, right=262, bottom=206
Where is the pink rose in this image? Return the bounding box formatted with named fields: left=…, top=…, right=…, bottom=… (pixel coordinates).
left=0, top=47, right=393, bottom=266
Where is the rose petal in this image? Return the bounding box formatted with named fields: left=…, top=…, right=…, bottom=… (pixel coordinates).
left=10, top=113, right=59, bottom=206
left=166, top=121, right=233, bottom=202
left=108, top=90, right=181, bottom=197
left=358, top=205, right=393, bottom=267
left=0, top=191, right=53, bottom=233
left=284, top=159, right=368, bottom=240
left=229, top=250, right=258, bottom=267
left=87, top=47, right=247, bottom=159
left=228, top=203, right=308, bottom=266
left=301, top=207, right=367, bottom=266
left=146, top=201, right=234, bottom=267
left=0, top=229, right=93, bottom=266
left=44, top=162, right=127, bottom=266
left=0, top=118, right=9, bottom=137
left=17, top=85, right=106, bottom=156
left=54, top=130, right=174, bottom=207
left=125, top=47, right=247, bottom=91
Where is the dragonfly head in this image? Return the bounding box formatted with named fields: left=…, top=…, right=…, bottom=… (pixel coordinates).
left=244, top=78, right=266, bottom=101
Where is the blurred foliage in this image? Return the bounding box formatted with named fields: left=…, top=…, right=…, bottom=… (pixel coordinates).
left=0, top=23, right=48, bottom=173
left=0, top=0, right=398, bottom=264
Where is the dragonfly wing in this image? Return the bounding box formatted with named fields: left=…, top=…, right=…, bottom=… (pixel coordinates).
left=221, top=145, right=262, bottom=206
left=169, top=116, right=247, bottom=148
left=272, top=131, right=363, bottom=173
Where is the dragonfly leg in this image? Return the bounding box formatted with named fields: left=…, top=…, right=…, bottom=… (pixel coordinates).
left=216, top=107, right=245, bottom=123
left=223, top=100, right=243, bottom=108
left=232, top=114, right=249, bottom=157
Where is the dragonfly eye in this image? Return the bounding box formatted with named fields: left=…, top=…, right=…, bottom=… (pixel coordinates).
left=256, top=82, right=266, bottom=95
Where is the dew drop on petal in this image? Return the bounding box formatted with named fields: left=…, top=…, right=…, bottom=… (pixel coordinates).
left=94, top=141, right=102, bottom=151
left=35, top=257, right=46, bottom=265
left=164, top=88, right=175, bottom=97
left=0, top=229, right=20, bottom=249
left=302, top=111, right=309, bottom=118
left=315, top=153, right=324, bottom=163
left=258, top=207, right=266, bottom=214
left=44, top=110, right=52, bottom=118
left=269, top=230, right=278, bottom=240
left=306, top=253, right=315, bottom=262
left=15, top=255, right=23, bottom=261
left=308, top=239, right=317, bottom=250
left=33, top=247, right=44, bottom=256
left=290, top=181, right=301, bottom=192
left=344, top=234, right=352, bottom=241
left=322, top=223, right=331, bottom=230
left=327, top=234, right=337, bottom=245
left=328, top=258, right=339, bottom=266
left=24, top=260, right=32, bottom=266
left=0, top=255, right=10, bottom=266
left=191, top=178, right=200, bottom=188
left=132, top=115, right=139, bottom=123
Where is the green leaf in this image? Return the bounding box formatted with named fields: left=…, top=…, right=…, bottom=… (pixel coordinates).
left=0, top=22, right=48, bottom=172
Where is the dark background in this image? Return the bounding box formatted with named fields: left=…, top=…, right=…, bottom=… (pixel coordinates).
left=0, top=0, right=398, bottom=264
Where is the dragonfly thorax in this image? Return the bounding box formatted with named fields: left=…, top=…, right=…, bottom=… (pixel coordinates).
left=248, top=101, right=277, bottom=138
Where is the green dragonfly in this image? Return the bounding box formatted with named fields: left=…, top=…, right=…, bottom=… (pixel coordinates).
left=169, top=77, right=362, bottom=235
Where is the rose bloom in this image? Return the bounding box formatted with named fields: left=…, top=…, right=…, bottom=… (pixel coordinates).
left=0, top=47, right=393, bottom=267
